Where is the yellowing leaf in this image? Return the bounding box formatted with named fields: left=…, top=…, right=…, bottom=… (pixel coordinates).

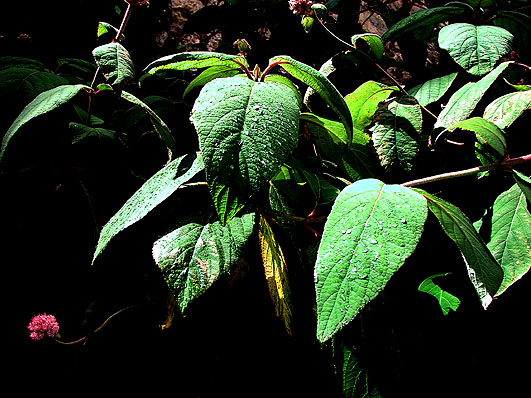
left=258, top=215, right=293, bottom=335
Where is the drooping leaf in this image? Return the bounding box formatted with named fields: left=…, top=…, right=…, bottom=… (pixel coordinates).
left=92, top=42, right=135, bottom=87
left=344, top=81, right=399, bottom=132
left=351, top=33, right=384, bottom=59
left=258, top=215, right=293, bottom=335
left=140, top=52, right=248, bottom=86
left=486, top=184, right=531, bottom=296
left=438, top=23, right=513, bottom=76
left=447, top=117, right=507, bottom=159
left=120, top=90, right=177, bottom=158
left=512, top=170, right=531, bottom=203
left=483, top=90, right=531, bottom=129
left=92, top=153, right=204, bottom=264
left=415, top=190, right=503, bottom=308
left=300, top=112, right=374, bottom=181
left=418, top=273, right=461, bottom=315
left=183, top=65, right=241, bottom=98
left=190, top=76, right=300, bottom=224
left=340, top=342, right=381, bottom=398
left=408, top=73, right=458, bottom=106
left=434, top=62, right=511, bottom=129
left=268, top=55, right=353, bottom=144
left=382, top=6, right=466, bottom=42
left=0, top=84, right=89, bottom=161
left=371, top=100, right=422, bottom=173
left=153, top=213, right=255, bottom=312
left=315, top=179, right=427, bottom=342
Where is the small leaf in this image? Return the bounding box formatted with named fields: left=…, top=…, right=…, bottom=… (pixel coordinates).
left=92, top=153, right=204, bottom=264
left=483, top=90, right=531, bottom=129
left=301, top=16, right=314, bottom=33
left=315, top=179, right=428, bottom=342
left=269, top=55, right=353, bottom=144
left=183, top=65, right=240, bottom=98
left=120, top=91, right=177, bottom=158
left=418, top=273, right=461, bottom=315
left=1, top=84, right=89, bottom=162
left=153, top=213, right=255, bottom=313
left=438, top=23, right=513, bottom=76
left=371, top=100, right=422, bottom=173
left=415, top=190, right=503, bottom=308
left=447, top=117, right=507, bottom=159
left=258, top=215, right=293, bottom=335
left=434, top=62, right=511, bottom=129
left=92, top=42, right=135, bottom=87
left=382, top=6, right=466, bottom=42
left=486, top=184, right=531, bottom=296
left=408, top=73, right=458, bottom=106
left=140, top=52, right=248, bottom=86
left=344, top=81, right=399, bottom=132
left=351, top=33, right=384, bottom=59
left=97, top=22, right=120, bottom=39
left=69, top=122, right=117, bottom=144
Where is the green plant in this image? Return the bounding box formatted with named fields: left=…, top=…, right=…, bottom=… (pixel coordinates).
left=4, top=0, right=531, bottom=395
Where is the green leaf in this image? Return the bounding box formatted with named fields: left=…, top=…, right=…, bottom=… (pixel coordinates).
left=120, top=90, right=177, bottom=158
left=153, top=212, right=255, bottom=312
left=408, top=73, right=458, bottom=106
left=483, top=90, right=531, bottom=129
left=183, top=65, right=240, bottom=98
left=0, top=68, right=69, bottom=104
left=382, top=6, right=466, bottom=42
left=351, top=33, right=384, bottom=59
left=258, top=215, right=293, bottom=335
left=434, top=62, right=511, bottom=129
left=191, top=76, right=300, bottom=224
left=92, top=153, right=204, bottom=264
left=0, top=56, right=44, bottom=70
left=340, top=342, right=381, bottom=398
left=268, top=55, right=353, bottom=144
left=69, top=122, right=117, bottom=144
left=493, top=11, right=531, bottom=55
left=371, top=100, right=422, bottom=173
left=486, top=184, right=531, bottom=296
left=97, top=22, right=120, bottom=39
left=315, top=179, right=427, bottom=342
left=92, top=42, right=135, bottom=87
left=301, top=112, right=374, bottom=181
left=447, top=117, right=507, bottom=159
left=415, top=190, right=503, bottom=308
left=438, top=23, right=513, bottom=76
left=512, top=170, right=531, bottom=204
left=418, top=273, right=461, bottom=315
left=140, top=52, right=248, bottom=86
left=344, top=81, right=399, bottom=132
left=0, top=84, right=89, bottom=162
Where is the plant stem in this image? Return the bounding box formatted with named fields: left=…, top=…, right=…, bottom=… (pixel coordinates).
left=114, top=2, right=133, bottom=43
left=401, top=154, right=531, bottom=187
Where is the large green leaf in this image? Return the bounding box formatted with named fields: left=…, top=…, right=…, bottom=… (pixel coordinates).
left=416, top=190, right=503, bottom=308
left=344, top=81, right=398, bottom=132
left=0, top=84, right=89, bottom=161
left=183, top=65, right=241, bottom=98
left=92, top=42, right=135, bottom=87
left=0, top=67, right=69, bottom=104
left=438, top=23, right=513, bottom=76
left=190, top=76, right=300, bottom=224
left=139, top=52, right=248, bottom=86
left=371, top=100, right=422, bottom=173
left=382, top=6, right=466, bottom=42
left=483, top=90, right=531, bottom=129
left=486, top=184, right=531, bottom=296
left=153, top=212, right=255, bottom=312
left=418, top=273, right=461, bottom=315
left=513, top=170, right=531, bottom=203
left=315, top=179, right=427, bottom=342
left=408, top=73, right=458, bottom=107
left=493, top=11, right=531, bottom=56
left=268, top=55, right=353, bottom=144
left=300, top=112, right=374, bottom=181
left=92, top=153, right=204, bottom=264
left=339, top=342, right=381, bottom=398
left=120, top=90, right=177, bottom=158
left=447, top=117, right=507, bottom=160
left=434, top=62, right=511, bottom=129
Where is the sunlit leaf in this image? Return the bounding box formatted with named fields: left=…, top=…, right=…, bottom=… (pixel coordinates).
left=447, top=117, right=507, bottom=160
left=418, top=273, right=461, bottom=315
left=351, top=33, right=384, bottom=59
left=408, top=73, right=458, bottom=106
left=484, top=90, right=531, bottom=129
left=92, top=42, right=135, bottom=87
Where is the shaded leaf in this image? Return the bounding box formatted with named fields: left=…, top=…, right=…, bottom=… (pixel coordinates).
left=447, top=117, right=507, bottom=159
left=415, top=189, right=503, bottom=308
left=69, top=122, right=117, bottom=144
left=0, top=67, right=69, bottom=104
left=493, top=11, right=531, bottom=56
left=512, top=170, right=531, bottom=203
left=340, top=342, right=382, bottom=398
left=315, top=179, right=427, bottom=342
left=92, top=153, right=204, bottom=264
left=408, top=73, right=458, bottom=106
left=418, top=273, right=461, bottom=315
left=190, top=76, right=300, bottom=224
left=153, top=213, right=255, bottom=312
left=351, top=33, right=384, bottom=59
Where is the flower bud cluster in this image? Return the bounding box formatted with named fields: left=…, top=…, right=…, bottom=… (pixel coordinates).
left=288, top=0, right=314, bottom=16
left=27, top=314, right=60, bottom=341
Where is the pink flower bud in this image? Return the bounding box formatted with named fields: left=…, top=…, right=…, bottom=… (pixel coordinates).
left=288, top=0, right=314, bottom=16
left=27, top=314, right=60, bottom=341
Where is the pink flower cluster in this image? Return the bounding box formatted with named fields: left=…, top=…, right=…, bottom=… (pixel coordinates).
left=289, top=0, right=314, bottom=16
left=27, top=314, right=60, bottom=341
